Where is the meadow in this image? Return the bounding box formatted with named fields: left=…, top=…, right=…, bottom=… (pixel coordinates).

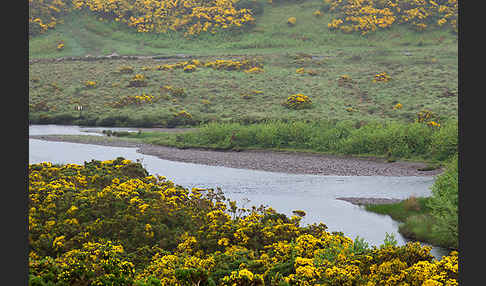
left=29, top=25, right=458, bottom=129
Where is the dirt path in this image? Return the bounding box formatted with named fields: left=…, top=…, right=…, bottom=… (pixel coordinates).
left=30, top=134, right=443, bottom=177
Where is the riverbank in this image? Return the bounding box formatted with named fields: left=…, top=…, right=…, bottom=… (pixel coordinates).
left=30, top=127, right=452, bottom=256
left=30, top=133, right=443, bottom=177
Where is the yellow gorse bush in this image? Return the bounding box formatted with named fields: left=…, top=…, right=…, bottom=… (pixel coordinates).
left=326, top=0, right=458, bottom=35
left=417, top=109, right=441, bottom=127
left=160, top=58, right=263, bottom=73
left=128, top=73, right=148, bottom=87
left=29, top=159, right=458, bottom=285
left=283, top=93, right=312, bottom=110
left=29, top=0, right=69, bottom=36
left=84, top=80, right=97, bottom=88
left=287, top=16, right=296, bottom=25
left=373, top=71, right=392, bottom=82
left=71, top=0, right=255, bottom=37
left=111, top=92, right=156, bottom=107
left=56, top=41, right=65, bottom=50
left=393, top=103, right=403, bottom=110
left=183, top=64, right=197, bottom=72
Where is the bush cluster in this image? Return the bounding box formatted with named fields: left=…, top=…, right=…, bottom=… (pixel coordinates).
left=283, top=94, right=312, bottom=110
left=160, top=58, right=263, bottom=73
left=325, top=0, right=458, bottom=35
left=29, top=159, right=458, bottom=285
left=71, top=0, right=256, bottom=36
left=29, top=0, right=458, bottom=38
left=111, top=93, right=157, bottom=108
left=29, top=0, right=70, bottom=36
left=427, top=154, right=458, bottom=249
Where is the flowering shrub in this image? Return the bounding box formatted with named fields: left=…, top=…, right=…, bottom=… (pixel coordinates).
left=160, top=58, right=263, bottom=74
left=417, top=109, right=441, bottom=128
left=29, top=159, right=458, bottom=285
left=373, top=72, right=392, bottom=82
left=183, top=64, right=197, bottom=73
left=71, top=0, right=255, bottom=37
left=244, top=66, right=264, bottom=73
left=174, top=109, right=192, bottom=119
left=205, top=58, right=263, bottom=71
left=128, top=73, right=147, bottom=87
left=287, top=16, right=296, bottom=26
left=111, top=93, right=156, bottom=107
left=393, top=103, right=403, bottom=110
left=84, top=80, right=97, bottom=88
left=56, top=41, right=65, bottom=51
left=326, top=0, right=458, bottom=35
left=29, top=0, right=69, bottom=36
left=283, top=93, right=312, bottom=110
left=427, top=121, right=440, bottom=128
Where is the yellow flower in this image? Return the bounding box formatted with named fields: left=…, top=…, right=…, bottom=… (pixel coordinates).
left=393, top=103, right=403, bottom=110
left=183, top=64, right=197, bottom=72
left=85, top=80, right=97, bottom=88
left=296, top=67, right=306, bottom=74
left=218, top=237, right=230, bottom=246
left=238, top=269, right=254, bottom=280
left=287, top=17, right=296, bottom=26
left=244, top=67, right=264, bottom=73
left=53, top=235, right=65, bottom=249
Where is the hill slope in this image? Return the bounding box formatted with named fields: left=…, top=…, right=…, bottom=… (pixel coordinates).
left=29, top=1, right=458, bottom=129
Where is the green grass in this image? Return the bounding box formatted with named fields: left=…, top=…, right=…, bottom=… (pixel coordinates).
left=29, top=43, right=457, bottom=127
left=109, top=119, right=457, bottom=163
left=365, top=197, right=431, bottom=222
left=364, top=197, right=456, bottom=250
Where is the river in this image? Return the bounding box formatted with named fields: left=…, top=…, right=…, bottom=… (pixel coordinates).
left=28, top=124, right=450, bottom=258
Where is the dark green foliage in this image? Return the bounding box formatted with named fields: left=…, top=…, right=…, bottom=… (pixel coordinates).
left=427, top=154, right=458, bottom=249
left=176, top=119, right=458, bottom=161
left=175, top=268, right=211, bottom=286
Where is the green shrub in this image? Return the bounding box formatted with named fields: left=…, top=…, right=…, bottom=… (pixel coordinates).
left=308, top=120, right=354, bottom=152
left=336, top=122, right=434, bottom=158
left=175, top=119, right=457, bottom=161
left=427, top=154, right=458, bottom=249
left=429, top=119, right=458, bottom=161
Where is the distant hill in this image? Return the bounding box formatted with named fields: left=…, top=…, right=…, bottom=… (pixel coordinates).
left=29, top=0, right=458, bottom=58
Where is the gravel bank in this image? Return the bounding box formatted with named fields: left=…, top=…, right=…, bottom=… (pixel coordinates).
left=30, top=134, right=443, bottom=177
left=336, top=197, right=403, bottom=205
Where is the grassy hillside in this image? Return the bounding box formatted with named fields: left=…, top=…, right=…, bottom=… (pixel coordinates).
left=29, top=1, right=458, bottom=129
left=29, top=1, right=458, bottom=58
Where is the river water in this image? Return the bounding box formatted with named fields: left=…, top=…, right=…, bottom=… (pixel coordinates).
left=28, top=125, right=450, bottom=258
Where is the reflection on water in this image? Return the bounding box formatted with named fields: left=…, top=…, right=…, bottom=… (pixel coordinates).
left=28, top=125, right=450, bottom=259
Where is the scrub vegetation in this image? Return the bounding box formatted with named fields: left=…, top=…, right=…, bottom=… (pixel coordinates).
left=29, top=159, right=458, bottom=285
